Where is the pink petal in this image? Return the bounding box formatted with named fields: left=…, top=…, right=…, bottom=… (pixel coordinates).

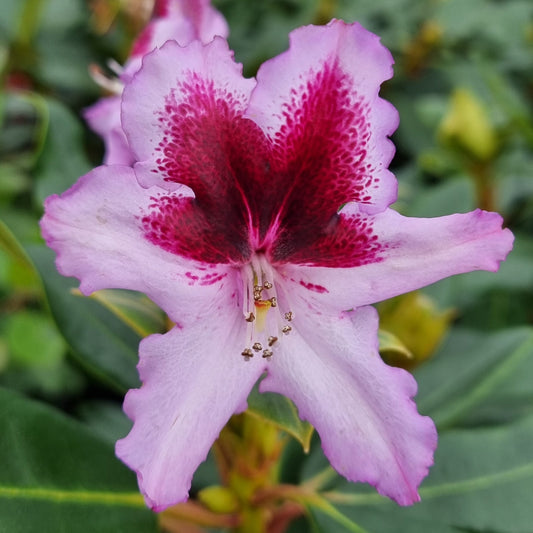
left=125, top=0, right=229, bottom=80
left=40, top=165, right=232, bottom=323
left=153, top=0, right=229, bottom=43
left=247, top=20, right=398, bottom=217
left=278, top=207, right=514, bottom=310
left=83, top=96, right=134, bottom=165
left=122, top=38, right=257, bottom=190
left=116, top=312, right=267, bottom=511
left=260, top=305, right=436, bottom=505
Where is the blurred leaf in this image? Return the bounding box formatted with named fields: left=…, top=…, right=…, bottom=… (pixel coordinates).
left=217, top=0, right=318, bottom=75
left=416, top=327, right=533, bottom=429
left=76, top=400, right=132, bottom=445
left=247, top=384, right=314, bottom=452
left=33, top=97, right=92, bottom=205
left=306, top=495, right=369, bottom=533
left=0, top=216, right=39, bottom=291
left=0, top=162, right=30, bottom=197
left=309, top=504, right=462, bottom=533
left=6, top=310, right=65, bottom=367
left=404, top=177, right=476, bottom=218
left=0, top=387, right=156, bottom=533
left=81, top=289, right=167, bottom=338
left=26, top=244, right=140, bottom=393
left=0, top=217, right=34, bottom=271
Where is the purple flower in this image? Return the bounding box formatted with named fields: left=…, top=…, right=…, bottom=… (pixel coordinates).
left=84, top=0, right=228, bottom=165
left=41, top=21, right=513, bottom=511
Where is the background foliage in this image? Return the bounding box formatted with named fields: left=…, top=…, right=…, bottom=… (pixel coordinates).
left=1, top=0, right=532, bottom=532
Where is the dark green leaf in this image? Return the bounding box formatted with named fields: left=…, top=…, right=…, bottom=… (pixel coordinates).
left=247, top=383, right=314, bottom=452
left=33, top=97, right=92, bottom=205
left=26, top=244, right=140, bottom=393
left=0, top=387, right=156, bottom=533
left=416, top=327, right=533, bottom=429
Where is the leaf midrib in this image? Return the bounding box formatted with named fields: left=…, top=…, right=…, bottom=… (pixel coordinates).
left=0, top=485, right=145, bottom=508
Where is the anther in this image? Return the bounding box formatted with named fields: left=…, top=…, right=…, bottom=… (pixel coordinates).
left=262, top=349, right=273, bottom=359
left=268, top=336, right=278, bottom=346
left=254, top=285, right=262, bottom=291
left=241, top=348, right=253, bottom=360
left=282, top=325, right=292, bottom=334
left=263, top=281, right=273, bottom=289
left=245, top=312, right=256, bottom=322
left=252, top=342, right=263, bottom=352
left=254, top=291, right=262, bottom=301
left=269, top=297, right=277, bottom=307
left=284, top=311, right=293, bottom=321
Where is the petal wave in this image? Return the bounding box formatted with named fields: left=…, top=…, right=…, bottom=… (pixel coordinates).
left=260, top=305, right=436, bottom=505
left=40, top=165, right=232, bottom=323
left=117, top=305, right=266, bottom=511
left=279, top=207, right=514, bottom=310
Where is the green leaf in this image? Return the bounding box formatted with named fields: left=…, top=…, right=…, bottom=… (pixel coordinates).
left=82, top=289, right=167, bottom=338
left=247, top=383, right=313, bottom=452
left=26, top=244, right=140, bottom=393
left=0, top=387, right=157, bottom=533
left=0, top=217, right=35, bottom=272
left=6, top=310, right=66, bottom=367
left=308, top=503, right=462, bottom=533
left=33, top=97, right=92, bottom=205
left=416, top=327, right=533, bottom=429
left=377, top=328, right=413, bottom=367
left=76, top=400, right=132, bottom=445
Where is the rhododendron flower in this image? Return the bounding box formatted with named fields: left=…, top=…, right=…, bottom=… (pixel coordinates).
left=84, top=0, right=228, bottom=165
left=41, top=21, right=513, bottom=511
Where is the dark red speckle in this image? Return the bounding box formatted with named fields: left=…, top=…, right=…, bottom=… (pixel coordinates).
left=299, top=281, right=329, bottom=293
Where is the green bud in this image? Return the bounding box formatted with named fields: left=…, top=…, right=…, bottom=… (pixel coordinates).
left=439, top=88, right=498, bottom=161
left=198, top=485, right=240, bottom=514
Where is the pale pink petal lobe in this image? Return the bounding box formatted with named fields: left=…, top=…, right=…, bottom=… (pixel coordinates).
left=278, top=207, right=513, bottom=310
left=260, top=305, right=436, bottom=505
left=116, top=304, right=266, bottom=511
left=40, top=165, right=232, bottom=323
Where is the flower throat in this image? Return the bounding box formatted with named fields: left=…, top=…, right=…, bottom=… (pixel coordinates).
left=241, top=255, right=293, bottom=361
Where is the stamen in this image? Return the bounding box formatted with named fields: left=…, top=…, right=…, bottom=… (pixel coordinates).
left=262, top=349, right=273, bottom=359
left=241, top=348, right=253, bottom=360
left=240, top=255, right=295, bottom=361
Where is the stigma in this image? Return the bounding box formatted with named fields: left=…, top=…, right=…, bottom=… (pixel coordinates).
left=240, top=255, right=293, bottom=361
